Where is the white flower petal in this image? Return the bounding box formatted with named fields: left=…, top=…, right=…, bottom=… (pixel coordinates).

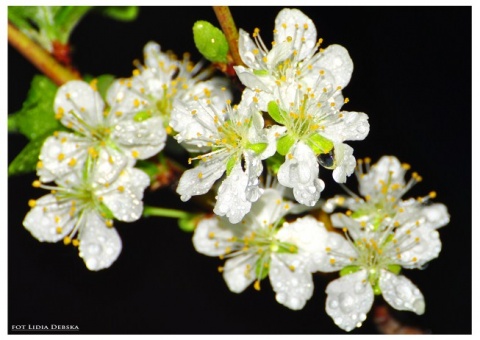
left=420, top=203, right=450, bottom=229
left=325, top=270, right=373, bottom=332
left=242, top=188, right=292, bottom=227
left=112, top=116, right=167, bottom=159
left=379, top=270, right=425, bottom=315
left=323, top=111, right=370, bottom=143
left=262, top=125, right=287, bottom=159
left=278, top=142, right=325, bottom=206
left=317, top=232, right=356, bottom=272
left=332, top=143, right=356, bottom=183
left=234, top=66, right=272, bottom=93
left=101, top=168, right=150, bottom=222
left=358, top=156, right=406, bottom=197
left=270, top=254, right=314, bottom=310
left=78, top=212, right=122, bottom=271
left=238, top=29, right=262, bottom=69
left=214, top=163, right=251, bottom=224
left=223, top=254, right=257, bottom=293
left=91, top=146, right=130, bottom=185
left=176, top=155, right=227, bottom=201
left=23, top=194, right=75, bottom=242
left=310, top=44, right=354, bottom=88
left=274, top=8, right=316, bottom=60
left=55, top=80, right=105, bottom=131
left=37, top=133, right=89, bottom=183
left=193, top=216, right=248, bottom=256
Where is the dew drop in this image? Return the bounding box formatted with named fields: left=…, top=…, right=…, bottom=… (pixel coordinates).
left=318, top=148, right=335, bottom=169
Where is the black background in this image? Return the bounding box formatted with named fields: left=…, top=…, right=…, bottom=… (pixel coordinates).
left=8, top=6, right=472, bottom=334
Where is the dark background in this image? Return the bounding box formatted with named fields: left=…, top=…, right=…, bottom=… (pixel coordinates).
left=8, top=6, right=472, bottom=334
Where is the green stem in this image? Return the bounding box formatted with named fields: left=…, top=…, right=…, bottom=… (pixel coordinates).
left=213, top=6, right=244, bottom=67
left=8, top=22, right=80, bottom=86
left=143, top=206, right=191, bottom=219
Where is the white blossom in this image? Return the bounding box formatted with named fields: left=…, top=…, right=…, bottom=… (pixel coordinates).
left=234, top=8, right=353, bottom=109
left=173, top=90, right=276, bottom=223
left=38, top=80, right=166, bottom=185
left=23, top=167, right=150, bottom=270
left=193, top=189, right=329, bottom=310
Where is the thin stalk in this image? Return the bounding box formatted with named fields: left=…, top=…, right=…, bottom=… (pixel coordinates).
left=8, top=22, right=80, bottom=86
left=213, top=6, right=244, bottom=67
left=143, top=206, right=191, bottom=219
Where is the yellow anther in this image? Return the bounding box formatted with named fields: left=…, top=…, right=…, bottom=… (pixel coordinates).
left=68, top=158, right=77, bottom=167
left=253, top=97, right=259, bottom=103
left=287, top=36, right=293, bottom=42
left=262, top=56, right=268, bottom=63
left=198, top=172, right=203, bottom=179
left=32, top=180, right=41, bottom=188
left=282, top=23, right=287, bottom=29
left=329, top=258, right=336, bottom=264
left=364, top=157, right=371, bottom=164
left=254, top=280, right=261, bottom=291
left=330, top=102, right=336, bottom=107
left=106, top=220, right=113, bottom=228
left=117, top=186, right=125, bottom=193
left=134, top=99, right=140, bottom=108
left=326, top=247, right=331, bottom=252
left=131, top=150, right=139, bottom=158
left=342, top=228, right=348, bottom=233
left=132, top=69, right=140, bottom=76
left=208, top=232, right=215, bottom=239
left=253, top=49, right=259, bottom=55
left=429, top=191, right=437, bottom=199
left=412, top=257, right=418, bottom=262
left=57, top=153, right=65, bottom=161
left=346, top=210, right=352, bottom=216
left=72, top=239, right=80, bottom=247
left=28, top=199, right=36, bottom=207
left=217, top=266, right=224, bottom=273
left=37, top=161, right=44, bottom=169
left=289, top=265, right=296, bottom=271
left=303, top=23, right=309, bottom=29
left=402, top=163, right=411, bottom=170
left=415, top=237, right=420, bottom=243
left=90, top=79, right=98, bottom=91
left=344, top=98, right=350, bottom=104
left=63, top=236, right=72, bottom=245
left=394, top=221, right=400, bottom=227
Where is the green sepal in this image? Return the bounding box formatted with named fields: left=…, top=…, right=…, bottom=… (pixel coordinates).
left=267, top=101, right=286, bottom=125
left=387, top=264, right=402, bottom=275
left=265, top=152, right=284, bottom=175
left=8, top=134, right=49, bottom=176
left=339, top=265, right=361, bottom=277
left=96, top=6, right=139, bottom=22
left=95, top=74, right=116, bottom=101
left=178, top=214, right=198, bottom=233
left=255, top=255, right=271, bottom=281
left=253, top=69, right=269, bottom=76
left=133, top=111, right=152, bottom=122
left=193, top=20, right=229, bottom=63
left=305, top=133, right=334, bottom=155
left=97, top=201, right=115, bottom=220
left=246, top=142, right=267, bottom=154
left=225, top=155, right=238, bottom=176
left=9, top=75, right=62, bottom=141
left=271, top=241, right=298, bottom=254
left=373, top=282, right=382, bottom=295
left=276, top=134, right=295, bottom=156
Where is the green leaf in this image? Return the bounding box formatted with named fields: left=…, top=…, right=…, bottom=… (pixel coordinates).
left=276, top=134, right=295, bottom=156
left=339, top=265, right=361, bottom=277
left=267, top=101, right=286, bottom=125
left=9, top=75, right=62, bottom=141
left=54, top=6, right=91, bottom=43
left=135, top=160, right=160, bottom=181
left=193, top=20, right=229, bottom=63
left=265, top=152, right=284, bottom=175
left=8, top=134, right=48, bottom=176
left=305, top=133, right=334, bottom=155
left=246, top=142, right=267, bottom=154
left=96, top=6, right=139, bottom=22
left=387, top=264, right=402, bottom=275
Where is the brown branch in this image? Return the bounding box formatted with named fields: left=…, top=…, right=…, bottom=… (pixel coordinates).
left=212, top=6, right=244, bottom=67
left=8, top=22, right=80, bottom=86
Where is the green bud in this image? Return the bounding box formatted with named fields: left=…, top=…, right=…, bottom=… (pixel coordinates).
left=193, top=20, right=229, bottom=63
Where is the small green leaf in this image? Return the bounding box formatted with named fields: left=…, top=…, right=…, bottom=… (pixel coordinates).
left=10, top=75, right=62, bottom=141
left=305, top=133, right=334, bottom=155
left=54, top=6, right=91, bottom=43
left=8, top=135, right=48, bottom=176
left=225, top=155, right=238, bottom=176
left=193, top=20, right=229, bottom=63
left=276, top=134, right=295, bottom=156
left=96, top=6, right=139, bottom=22
left=267, top=101, right=286, bottom=125
left=246, top=142, right=267, bottom=154
left=255, top=255, right=270, bottom=281
left=339, top=265, right=361, bottom=277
